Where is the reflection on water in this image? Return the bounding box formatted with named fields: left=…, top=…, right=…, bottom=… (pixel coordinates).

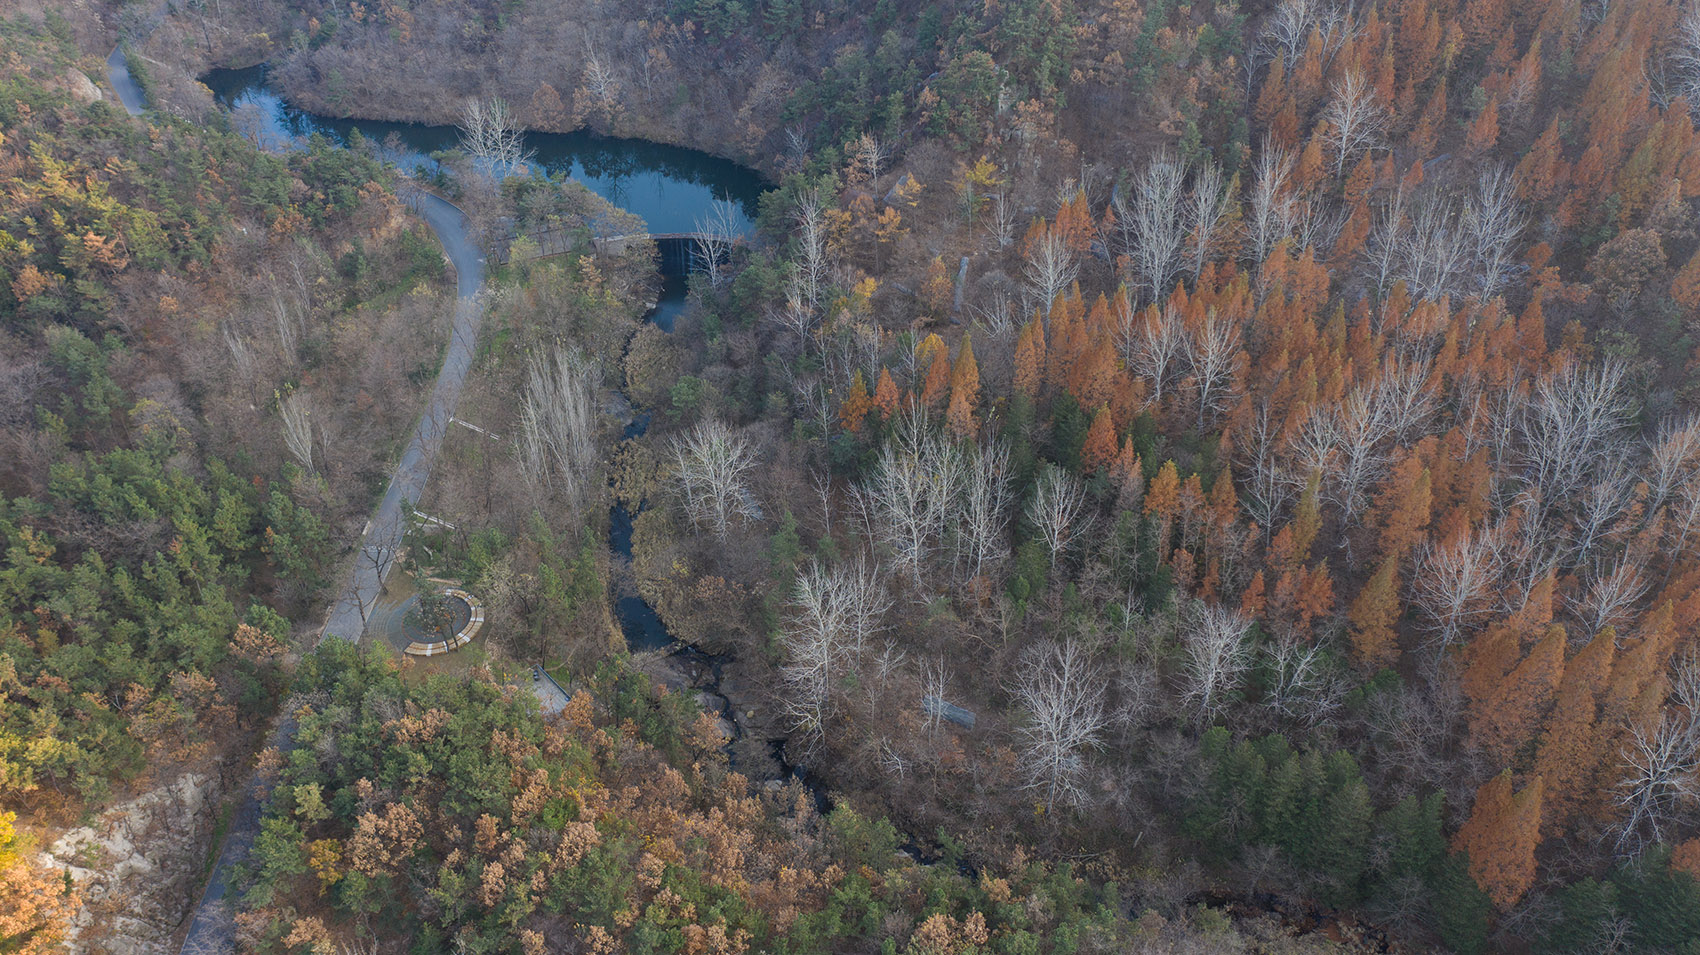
left=201, top=67, right=753, bottom=655
left=202, top=66, right=764, bottom=236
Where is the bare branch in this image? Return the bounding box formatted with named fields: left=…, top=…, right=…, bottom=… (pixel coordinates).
left=1011, top=639, right=1110, bottom=810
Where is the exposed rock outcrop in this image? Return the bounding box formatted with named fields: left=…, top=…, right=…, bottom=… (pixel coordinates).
left=64, top=68, right=102, bottom=103
left=40, top=771, right=225, bottom=955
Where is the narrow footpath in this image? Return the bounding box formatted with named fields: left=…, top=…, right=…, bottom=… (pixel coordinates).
left=319, top=192, right=485, bottom=641
left=105, top=52, right=496, bottom=950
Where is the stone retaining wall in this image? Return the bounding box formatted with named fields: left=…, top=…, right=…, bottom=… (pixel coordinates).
left=404, top=588, right=484, bottom=656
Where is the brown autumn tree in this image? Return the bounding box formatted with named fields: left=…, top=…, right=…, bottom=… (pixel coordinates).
left=1467, top=624, right=1566, bottom=767
left=872, top=368, right=900, bottom=422
left=1672, top=247, right=1700, bottom=313
left=1515, top=116, right=1569, bottom=203
left=1081, top=406, right=1118, bottom=475
left=1533, top=626, right=1617, bottom=825
left=1371, top=455, right=1433, bottom=564
left=1144, top=460, right=1182, bottom=549
left=1464, top=96, right=1502, bottom=157
left=1348, top=557, right=1402, bottom=670
left=949, top=334, right=980, bottom=415
left=528, top=82, right=567, bottom=129
left=0, top=812, right=76, bottom=955
left=921, top=255, right=955, bottom=317
left=947, top=385, right=976, bottom=439
left=919, top=348, right=952, bottom=411
left=840, top=369, right=872, bottom=434
left=1453, top=771, right=1544, bottom=909
left=1013, top=319, right=1045, bottom=399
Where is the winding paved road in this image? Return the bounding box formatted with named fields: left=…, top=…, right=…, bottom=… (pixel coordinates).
left=155, top=96, right=489, bottom=955
left=104, top=48, right=145, bottom=115
left=177, top=200, right=484, bottom=955
left=320, top=193, right=485, bottom=642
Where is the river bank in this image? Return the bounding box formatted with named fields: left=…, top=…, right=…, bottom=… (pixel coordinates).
left=128, top=1, right=807, bottom=178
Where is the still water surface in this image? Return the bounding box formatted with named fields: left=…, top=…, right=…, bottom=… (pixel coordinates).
left=202, top=66, right=764, bottom=236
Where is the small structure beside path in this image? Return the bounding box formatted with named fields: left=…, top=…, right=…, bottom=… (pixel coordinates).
left=404, top=587, right=485, bottom=656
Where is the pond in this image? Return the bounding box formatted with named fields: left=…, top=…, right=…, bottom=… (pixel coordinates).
left=202, top=66, right=763, bottom=657
left=201, top=66, right=766, bottom=235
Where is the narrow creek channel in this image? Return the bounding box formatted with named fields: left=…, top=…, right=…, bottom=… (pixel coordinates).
left=158, top=60, right=1386, bottom=953
left=205, top=68, right=822, bottom=795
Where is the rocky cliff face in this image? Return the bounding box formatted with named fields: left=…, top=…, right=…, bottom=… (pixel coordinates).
left=41, top=770, right=225, bottom=955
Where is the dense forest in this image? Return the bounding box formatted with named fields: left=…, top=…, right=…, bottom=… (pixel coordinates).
left=0, top=11, right=461, bottom=951
left=8, top=0, right=1700, bottom=952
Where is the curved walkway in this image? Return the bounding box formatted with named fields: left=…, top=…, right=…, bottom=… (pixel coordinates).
left=319, top=191, right=485, bottom=642
left=104, top=48, right=145, bottom=116
left=175, top=137, right=487, bottom=955
left=403, top=588, right=484, bottom=656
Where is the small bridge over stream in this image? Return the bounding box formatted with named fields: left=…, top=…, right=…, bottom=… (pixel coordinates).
left=490, top=226, right=720, bottom=272
left=593, top=232, right=720, bottom=273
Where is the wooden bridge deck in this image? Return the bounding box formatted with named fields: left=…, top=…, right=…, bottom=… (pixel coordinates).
left=491, top=229, right=721, bottom=266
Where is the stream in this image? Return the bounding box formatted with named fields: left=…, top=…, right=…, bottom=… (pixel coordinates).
left=204, top=68, right=817, bottom=791
left=154, top=58, right=1380, bottom=955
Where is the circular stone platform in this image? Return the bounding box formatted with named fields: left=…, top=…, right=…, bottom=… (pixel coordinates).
left=389, top=587, right=485, bottom=656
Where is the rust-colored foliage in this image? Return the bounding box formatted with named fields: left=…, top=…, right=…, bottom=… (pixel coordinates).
left=1080, top=406, right=1118, bottom=475
left=1453, top=771, right=1544, bottom=909
left=872, top=368, right=900, bottom=421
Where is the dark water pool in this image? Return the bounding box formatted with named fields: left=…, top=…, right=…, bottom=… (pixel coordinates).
left=200, top=66, right=765, bottom=235
left=202, top=66, right=758, bottom=656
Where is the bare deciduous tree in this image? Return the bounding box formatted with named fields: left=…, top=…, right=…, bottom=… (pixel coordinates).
left=1466, top=167, right=1526, bottom=300
left=1011, top=639, right=1110, bottom=811
left=458, top=97, right=531, bottom=178
left=1647, top=415, right=1700, bottom=515
left=1411, top=529, right=1504, bottom=653
left=1123, top=156, right=1187, bottom=302
left=1242, top=402, right=1295, bottom=534
left=780, top=560, right=892, bottom=743
left=692, top=199, right=742, bottom=291
left=857, top=414, right=966, bottom=583
left=1666, top=5, right=1700, bottom=116
left=1301, top=364, right=1436, bottom=525
left=1120, top=300, right=1187, bottom=408
left=987, top=190, right=1018, bottom=249
left=1023, top=226, right=1078, bottom=314
left=577, top=42, right=622, bottom=128
left=960, top=439, right=1015, bottom=582
left=1255, top=0, right=1352, bottom=71
left=1611, top=703, right=1700, bottom=854
left=793, top=190, right=830, bottom=313
left=1025, top=464, right=1091, bottom=565
left=1363, top=184, right=1410, bottom=296
left=1368, top=173, right=1525, bottom=303
left=1264, top=638, right=1342, bottom=727
left=1518, top=359, right=1634, bottom=529
left=1247, top=146, right=1301, bottom=266
left=1577, top=558, right=1650, bottom=637
left=771, top=272, right=815, bottom=351
left=1185, top=161, right=1233, bottom=280
left=851, top=133, right=890, bottom=185
left=1568, top=467, right=1637, bottom=567
left=518, top=347, right=601, bottom=511
left=279, top=391, right=315, bottom=473
left=1403, top=192, right=1471, bottom=301
left=1186, top=309, right=1243, bottom=429
left=1322, top=69, right=1389, bottom=178
left=672, top=419, right=760, bottom=542
left=1181, top=603, right=1254, bottom=721
left=920, top=654, right=951, bottom=738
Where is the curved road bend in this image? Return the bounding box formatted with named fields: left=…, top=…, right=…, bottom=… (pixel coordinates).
left=319, top=193, right=485, bottom=642
left=104, top=47, right=145, bottom=116
left=179, top=201, right=487, bottom=951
